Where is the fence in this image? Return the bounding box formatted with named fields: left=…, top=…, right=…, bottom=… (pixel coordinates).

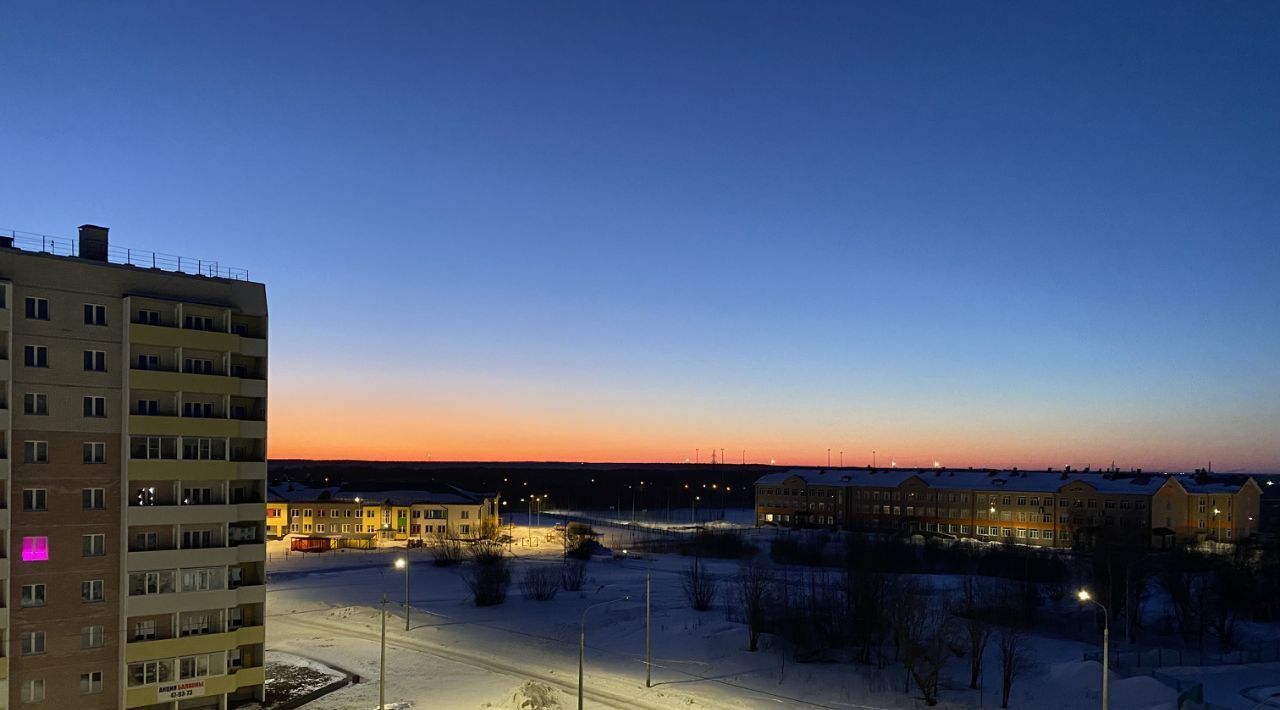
left=0, top=228, right=251, bottom=280
left=1084, top=640, right=1280, bottom=710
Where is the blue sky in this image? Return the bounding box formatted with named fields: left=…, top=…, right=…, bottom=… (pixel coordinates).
left=2, top=2, right=1278, bottom=469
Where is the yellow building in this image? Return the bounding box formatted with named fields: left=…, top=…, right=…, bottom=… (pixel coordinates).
left=267, top=485, right=500, bottom=542
left=756, top=468, right=1262, bottom=548
left=1, top=224, right=267, bottom=710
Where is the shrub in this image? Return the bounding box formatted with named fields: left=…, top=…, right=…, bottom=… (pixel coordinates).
left=561, top=559, right=589, bottom=592
left=520, top=565, right=560, bottom=601
left=430, top=530, right=464, bottom=567
left=463, top=544, right=512, bottom=606
left=683, top=558, right=717, bottom=611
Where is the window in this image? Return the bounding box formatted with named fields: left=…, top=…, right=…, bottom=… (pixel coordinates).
left=180, top=614, right=211, bottom=637
left=84, top=303, right=107, bottom=326
left=1044, top=530, right=1055, bottom=540
left=81, top=579, right=105, bottom=602
left=183, top=357, right=214, bottom=374
left=22, top=392, right=48, bottom=415
left=23, top=442, right=48, bottom=463
left=129, top=570, right=175, bottom=596
left=137, top=353, right=160, bottom=370
left=129, top=660, right=174, bottom=687
left=82, top=533, right=106, bottom=557
left=182, top=529, right=213, bottom=548
left=184, top=314, right=217, bottom=331
left=83, top=350, right=107, bottom=372
left=80, top=671, right=104, bottom=695
left=183, top=487, right=213, bottom=504
left=81, top=625, right=105, bottom=648
left=83, top=442, right=107, bottom=464
left=23, top=488, right=48, bottom=511
left=137, top=308, right=161, bottom=325
left=20, top=584, right=46, bottom=607
left=134, top=620, right=157, bottom=640
left=183, top=401, right=213, bottom=418
left=137, top=398, right=159, bottom=415
left=179, top=653, right=212, bottom=679
left=23, top=344, right=49, bottom=367
left=134, top=531, right=159, bottom=551
left=180, top=567, right=223, bottom=592
left=82, top=487, right=106, bottom=509
left=228, top=648, right=244, bottom=671
left=22, top=536, right=49, bottom=561
left=24, top=296, right=49, bottom=320
left=83, top=395, right=107, bottom=417
left=21, top=631, right=46, bottom=655
left=183, top=438, right=214, bottom=460
left=21, top=679, right=45, bottom=703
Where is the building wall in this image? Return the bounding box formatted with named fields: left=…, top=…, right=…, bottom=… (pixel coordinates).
left=0, top=246, right=268, bottom=710
left=755, top=472, right=1256, bottom=550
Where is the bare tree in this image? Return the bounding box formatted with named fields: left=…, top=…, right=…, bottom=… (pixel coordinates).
left=956, top=576, right=996, bottom=690
left=737, top=560, right=775, bottom=651
left=683, top=557, right=717, bottom=611
left=997, top=626, right=1030, bottom=709
left=904, top=598, right=960, bottom=706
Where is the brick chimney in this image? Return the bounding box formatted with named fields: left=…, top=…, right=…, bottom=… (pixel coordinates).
left=78, top=224, right=109, bottom=261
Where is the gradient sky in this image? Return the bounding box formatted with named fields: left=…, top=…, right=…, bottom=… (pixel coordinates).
left=2, top=2, right=1278, bottom=470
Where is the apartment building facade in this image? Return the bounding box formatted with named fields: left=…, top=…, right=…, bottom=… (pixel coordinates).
left=0, top=225, right=267, bottom=709
left=267, top=485, right=500, bottom=541
left=755, top=468, right=1261, bottom=548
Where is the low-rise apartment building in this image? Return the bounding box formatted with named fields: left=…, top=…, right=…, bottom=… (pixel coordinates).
left=267, top=485, right=500, bottom=542
left=755, top=468, right=1262, bottom=547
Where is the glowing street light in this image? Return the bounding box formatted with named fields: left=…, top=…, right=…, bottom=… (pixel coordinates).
left=394, top=557, right=410, bottom=630
left=1077, top=589, right=1109, bottom=710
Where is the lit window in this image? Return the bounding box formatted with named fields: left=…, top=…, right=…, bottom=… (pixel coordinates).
left=22, top=536, right=49, bottom=562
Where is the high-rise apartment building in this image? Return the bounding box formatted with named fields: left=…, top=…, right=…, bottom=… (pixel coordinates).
left=0, top=225, right=267, bottom=709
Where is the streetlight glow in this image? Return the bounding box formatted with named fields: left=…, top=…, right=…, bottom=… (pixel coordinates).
left=1077, top=589, right=1091, bottom=602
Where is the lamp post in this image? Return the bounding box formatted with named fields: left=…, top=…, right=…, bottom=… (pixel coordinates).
left=395, top=557, right=410, bottom=631
left=579, top=597, right=629, bottom=710
left=690, top=495, right=700, bottom=524
left=1213, top=507, right=1221, bottom=542
left=1078, top=589, right=1109, bottom=710
left=379, top=593, right=387, bottom=709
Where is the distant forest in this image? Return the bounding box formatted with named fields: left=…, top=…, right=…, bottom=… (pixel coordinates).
left=269, top=459, right=765, bottom=512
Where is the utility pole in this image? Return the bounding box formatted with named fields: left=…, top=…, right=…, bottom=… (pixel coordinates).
left=379, top=594, right=387, bottom=709
left=827, top=448, right=831, bottom=467
left=839, top=451, right=843, bottom=467
left=645, top=572, right=652, bottom=688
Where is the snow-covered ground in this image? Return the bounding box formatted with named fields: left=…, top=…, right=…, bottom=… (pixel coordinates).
left=263, top=527, right=1271, bottom=709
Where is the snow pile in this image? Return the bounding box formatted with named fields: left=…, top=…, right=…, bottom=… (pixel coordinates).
left=486, top=680, right=566, bottom=710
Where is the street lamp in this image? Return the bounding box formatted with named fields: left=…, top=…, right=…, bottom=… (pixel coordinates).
left=1213, top=508, right=1222, bottom=541
left=394, top=557, right=410, bottom=631
left=578, top=597, right=629, bottom=710
left=691, top=495, right=700, bottom=524
left=1078, top=589, right=1109, bottom=710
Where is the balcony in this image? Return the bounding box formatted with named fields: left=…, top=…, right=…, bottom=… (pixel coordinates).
left=128, top=543, right=264, bottom=572
left=128, top=415, right=264, bottom=439
left=129, top=322, right=266, bottom=358
left=127, top=584, right=266, bottom=617
left=125, top=624, right=266, bottom=663
left=128, top=501, right=265, bottom=527
left=128, top=459, right=266, bottom=481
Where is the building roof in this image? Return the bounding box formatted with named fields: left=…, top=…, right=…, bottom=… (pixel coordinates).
left=268, top=483, right=490, bottom=506
left=756, top=467, right=1253, bottom=496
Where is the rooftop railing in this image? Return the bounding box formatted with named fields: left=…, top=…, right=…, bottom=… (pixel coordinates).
left=0, top=228, right=251, bottom=281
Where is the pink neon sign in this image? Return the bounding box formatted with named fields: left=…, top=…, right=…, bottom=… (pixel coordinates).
left=21, top=536, right=49, bottom=562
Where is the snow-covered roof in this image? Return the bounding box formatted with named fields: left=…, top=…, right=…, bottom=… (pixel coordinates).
left=268, top=484, right=490, bottom=506
left=1171, top=474, right=1255, bottom=495
left=755, top=468, right=1229, bottom=496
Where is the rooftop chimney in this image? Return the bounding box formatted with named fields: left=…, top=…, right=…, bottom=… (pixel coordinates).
left=78, top=224, right=109, bottom=262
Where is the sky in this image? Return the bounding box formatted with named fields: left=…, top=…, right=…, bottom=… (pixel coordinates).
left=2, top=2, right=1278, bottom=471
